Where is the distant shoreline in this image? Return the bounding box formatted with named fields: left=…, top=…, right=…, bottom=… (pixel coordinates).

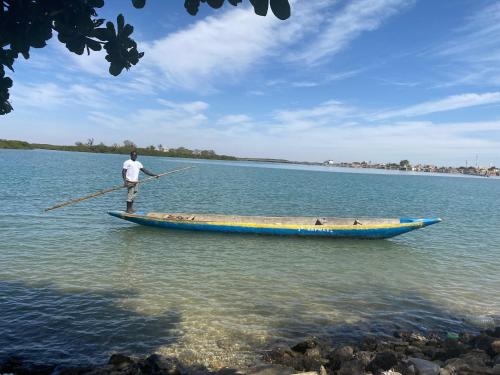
left=0, top=139, right=324, bottom=166
left=0, top=139, right=237, bottom=161
left=323, top=162, right=499, bottom=178
left=2, top=139, right=498, bottom=177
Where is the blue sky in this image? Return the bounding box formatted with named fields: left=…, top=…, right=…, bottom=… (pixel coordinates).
left=3, top=0, right=500, bottom=166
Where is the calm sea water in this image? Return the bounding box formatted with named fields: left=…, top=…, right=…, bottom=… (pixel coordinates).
left=1, top=149, right=499, bottom=369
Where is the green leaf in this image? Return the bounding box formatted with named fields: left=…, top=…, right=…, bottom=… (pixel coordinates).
left=67, top=38, right=86, bottom=55
left=109, top=63, right=124, bottom=76
left=93, top=19, right=105, bottom=28
left=117, top=14, right=125, bottom=33
left=227, top=0, right=242, bottom=5
left=30, top=40, right=47, bottom=48
left=2, top=77, right=13, bottom=89
left=0, top=49, right=16, bottom=71
left=29, top=21, right=53, bottom=48
left=0, top=76, right=13, bottom=114
left=128, top=53, right=140, bottom=65
left=86, top=38, right=102, bottom=51
left=106, top=21, right=116, bottom=36
left=0, top=100, right=13, bottom=115
left=93, top=27, right=110, bottom=41
left=87, top=0, right=105, bottom=8
left=184, top=0, right=201, bottom=15
left=207, top=0, right=224, bottom=9
left=132, top=0, right=146, bottom=8
left=122, top=24, right=134, bottom=38
left=270, top=0, right=290, bottom=20
left=249, top=0, right=269, bottom=16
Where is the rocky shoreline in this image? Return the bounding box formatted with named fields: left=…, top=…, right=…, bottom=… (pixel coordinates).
left=1, top=327, right=499, bottom=375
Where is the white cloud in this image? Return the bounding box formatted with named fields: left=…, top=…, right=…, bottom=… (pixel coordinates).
left=51, top=37, right=161, bottom=96
left=234, top=114, right=500, bottom=164
left=89, top=99, right=210, bottom=133
left=373, top=92, right=500, bottom=120
left=133, top=105, right=208, bottom=131
left=292, top=81, right=320, bottom=88
left=267, top=68, right=365, bottom=89
left=180, top=101, right=499, bottom=165
left=376, top=77, right=420, bottom=87
left=11, top=82, right=110, bottom=110
left=290, top=0, right=414, bottom=65
left=139, top=0, right=383, bottom=91
left=217, top=114, right=253, bottom=126
left=11, top=82, right=67, bottom=108
left=432, top=2, right=500, bottom=86
left=247, top=90, right=265, bottom=96
left=157, top=99, right=209, bottom=113
left=142, top=7, right=283, bottom=90
left=274, top=100, right=355, bottom=126
left=13, top=92, right=498, bottom=166
left=43, top=0, right=409, bottom=94
left=87, top=111, right=125, bottom=130
left=437, top=2, right=500, bottom=59
left=327, top=68, right=365, bottom=81
left=55, top=42, right=109, bottom=77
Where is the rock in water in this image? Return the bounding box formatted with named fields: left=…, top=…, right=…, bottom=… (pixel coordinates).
left=108, top=353, right=134, bottom=369
left=492, top=340, right=500, bottom=355
left=368, top=351, right=398, bottom=372
left=291, top=338, right=319, bottom=354
left=408, top=357, right=440, bottom=375
left=327, top=345, right=354, bottom=370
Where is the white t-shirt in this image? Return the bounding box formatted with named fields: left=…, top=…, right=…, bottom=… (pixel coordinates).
left=123, top=159, right=143, bottom=182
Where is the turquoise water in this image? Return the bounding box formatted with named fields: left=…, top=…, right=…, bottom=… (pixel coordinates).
left=1, top=149, right=499, bottom=368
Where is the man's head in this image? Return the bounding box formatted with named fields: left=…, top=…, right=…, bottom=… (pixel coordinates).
left=130, top=150, right=138, bottom=161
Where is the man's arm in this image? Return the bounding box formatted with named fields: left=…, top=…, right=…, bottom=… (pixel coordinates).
left=122, top=168, right=128, bottom=185
left=140, top=168, right=159, bottom=178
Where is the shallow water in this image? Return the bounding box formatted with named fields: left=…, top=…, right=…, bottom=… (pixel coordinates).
left=1, top=149, right=499, bottom=368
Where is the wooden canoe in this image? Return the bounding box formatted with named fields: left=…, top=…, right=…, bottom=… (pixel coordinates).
left=108, top=211, right=441, bottom=239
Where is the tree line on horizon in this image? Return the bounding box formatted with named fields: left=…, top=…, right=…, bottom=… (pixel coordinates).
left=0, top=138, right=236, bottom=160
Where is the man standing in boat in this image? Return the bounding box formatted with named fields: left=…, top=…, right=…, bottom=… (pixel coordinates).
left=122, top=150, right=159, bottom=213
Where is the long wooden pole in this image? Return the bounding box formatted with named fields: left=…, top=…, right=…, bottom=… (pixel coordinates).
left=44, top=165, right=194, bottom=212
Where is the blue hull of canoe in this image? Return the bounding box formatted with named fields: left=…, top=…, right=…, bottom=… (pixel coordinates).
left=108, top=211, right=441, bottom=239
